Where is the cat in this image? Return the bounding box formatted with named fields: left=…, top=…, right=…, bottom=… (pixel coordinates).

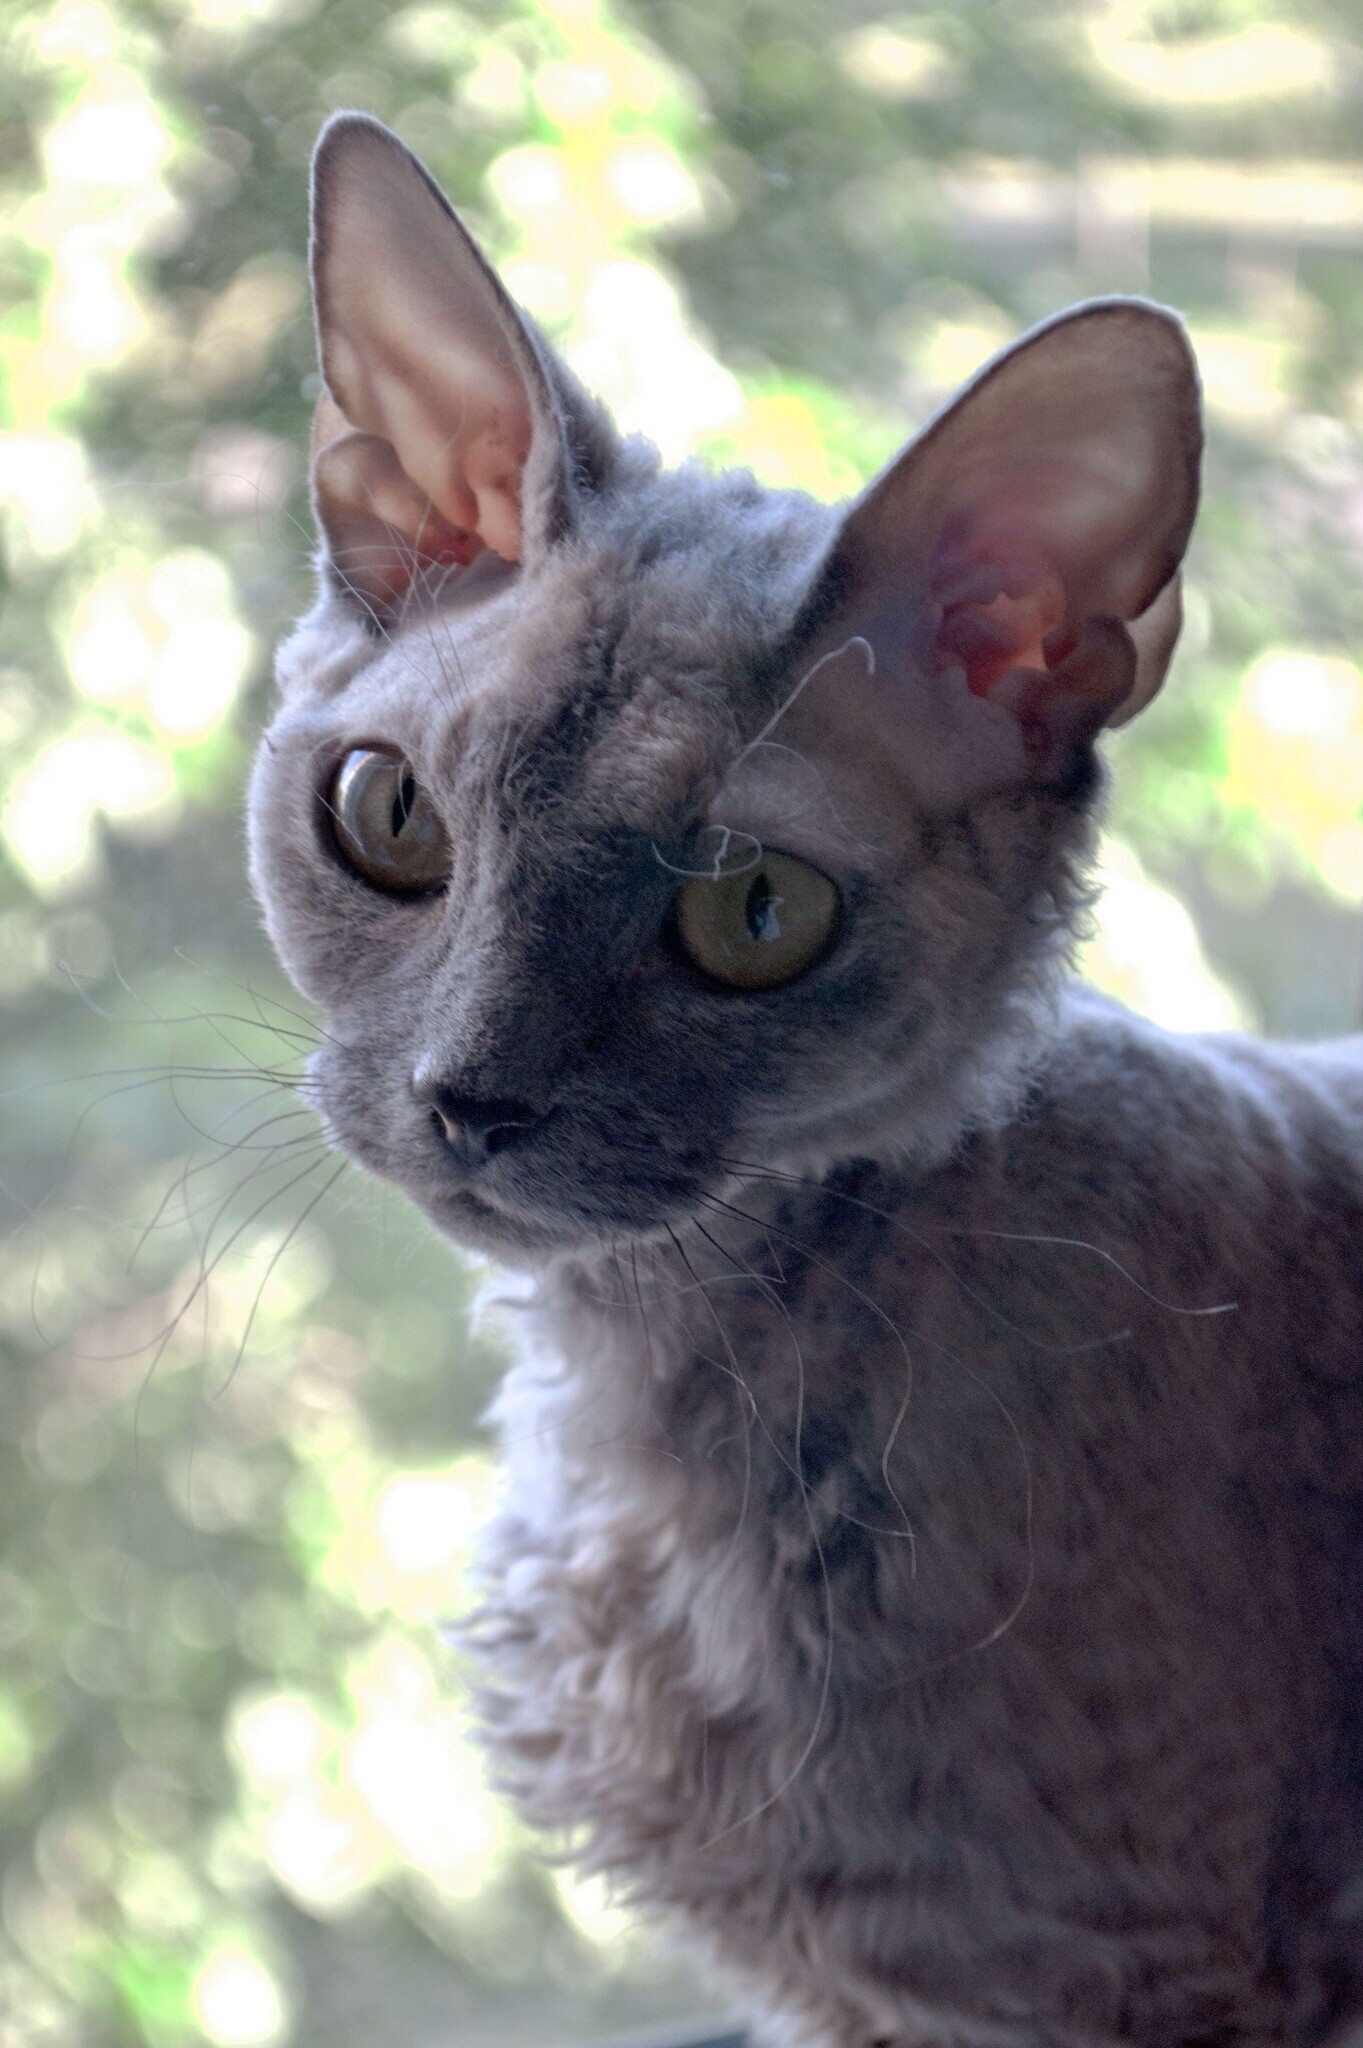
left=248, top=112, right=1363, bottom=2048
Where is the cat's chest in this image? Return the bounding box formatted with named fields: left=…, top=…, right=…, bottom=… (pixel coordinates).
left=474, top=1217, right=1289, bottom=1975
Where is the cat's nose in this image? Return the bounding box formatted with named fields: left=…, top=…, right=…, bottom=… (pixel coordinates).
left=425, top=1089, right=540, bottom=1169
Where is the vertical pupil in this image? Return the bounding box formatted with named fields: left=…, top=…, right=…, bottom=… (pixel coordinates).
left=745, top=872, right=774, bottom=941
left=390, top=767, right=416, bottom=840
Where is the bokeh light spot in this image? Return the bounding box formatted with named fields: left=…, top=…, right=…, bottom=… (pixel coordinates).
left=192, top=1946, right=289, bottom=2048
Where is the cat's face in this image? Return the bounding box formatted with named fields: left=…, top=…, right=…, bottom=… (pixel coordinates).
left=248, top=116, right=1202, bottom=1264
left=251, top=472, right=1061, bottom=1260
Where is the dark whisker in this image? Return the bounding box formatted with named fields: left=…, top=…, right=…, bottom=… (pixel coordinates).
left=214, top=1159, right=348, bottom=1397
left=33, top=1146, right=331, bottom=1366
left=128, top=1112, right=320, bottom=1265
left=128, top=1148, right=334, bottom=1486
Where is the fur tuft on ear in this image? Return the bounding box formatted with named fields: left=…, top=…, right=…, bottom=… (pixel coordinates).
left=308, top=114, right=588, bottom=618
left=814, top=299, right=1202, bottom=781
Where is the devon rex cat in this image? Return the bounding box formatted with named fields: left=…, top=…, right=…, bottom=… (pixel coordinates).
left=248, top=113, right=1363, bottom=2048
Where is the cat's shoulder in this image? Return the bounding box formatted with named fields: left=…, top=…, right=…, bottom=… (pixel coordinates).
left=1042, top=983, right=1363, bottom=1120
left=1007, top=984, right=1363, bottom=1218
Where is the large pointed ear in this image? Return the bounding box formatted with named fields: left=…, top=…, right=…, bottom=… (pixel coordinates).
left=309, top=114, right=587, bottom=619
left=807, top=300, right=1201, bottom=786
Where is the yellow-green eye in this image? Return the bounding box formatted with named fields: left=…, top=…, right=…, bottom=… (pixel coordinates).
left=328, top=748, right=450, bottom=896
left=675, top=849, right=840, bottom=991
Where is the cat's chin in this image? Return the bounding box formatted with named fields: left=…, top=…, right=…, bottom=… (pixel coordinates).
left=412, top=1185, right=569, bottom=1260
left=415, top=1179, right=705, bottom=1264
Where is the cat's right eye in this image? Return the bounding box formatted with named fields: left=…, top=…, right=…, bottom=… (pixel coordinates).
left=326, top=748, right=451, bottom=896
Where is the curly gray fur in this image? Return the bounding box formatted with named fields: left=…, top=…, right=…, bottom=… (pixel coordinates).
left=247, top=116, right=1363, bottom=2048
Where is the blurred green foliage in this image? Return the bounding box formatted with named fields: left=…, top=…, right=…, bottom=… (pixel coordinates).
left=3, top=0, right=1363, bottom=2041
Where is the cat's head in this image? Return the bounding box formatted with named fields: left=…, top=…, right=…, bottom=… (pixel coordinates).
left=248, top=114, right=1201, bottom=1262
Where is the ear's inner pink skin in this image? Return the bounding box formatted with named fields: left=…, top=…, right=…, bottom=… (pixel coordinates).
left=933, top=557, right=1070, bottom=700
left=306, top=119, right=557, bottom=613
left=921, top=454, right=1178, bottom=760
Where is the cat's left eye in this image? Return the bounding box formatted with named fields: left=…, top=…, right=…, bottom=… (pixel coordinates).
left=326, top=748, right=451, bottom=896
left=674, top=849, right=840, bottom=991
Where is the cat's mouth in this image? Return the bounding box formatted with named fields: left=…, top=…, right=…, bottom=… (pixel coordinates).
left=418, top=1159, right=713, bottom=1260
